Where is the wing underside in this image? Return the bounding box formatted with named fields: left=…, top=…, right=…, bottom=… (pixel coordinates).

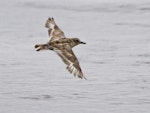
left=45, top=17, right=66, bottom=42
left=55, top=45, right=86, bottom=79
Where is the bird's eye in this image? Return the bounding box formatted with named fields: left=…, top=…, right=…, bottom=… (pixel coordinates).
left=76, top=40, right=79, bottom=42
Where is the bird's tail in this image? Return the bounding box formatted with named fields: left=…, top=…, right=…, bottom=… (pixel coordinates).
left=34, top=43, right=53, bottom=51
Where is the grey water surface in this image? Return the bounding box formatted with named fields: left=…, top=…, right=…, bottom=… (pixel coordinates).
left=0, top=0, right=150, bottom=113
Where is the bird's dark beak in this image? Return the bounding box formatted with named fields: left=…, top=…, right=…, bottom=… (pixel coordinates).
left=80, top=41, right=86, bottom=44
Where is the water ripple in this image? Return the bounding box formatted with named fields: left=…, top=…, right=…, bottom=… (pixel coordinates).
left=19, top=94, right=53, bottom=101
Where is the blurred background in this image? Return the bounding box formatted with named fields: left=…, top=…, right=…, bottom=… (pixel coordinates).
left=0, top=0, right=150, bottom=113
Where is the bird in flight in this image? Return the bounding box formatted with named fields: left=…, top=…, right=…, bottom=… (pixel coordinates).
left=35, top=17, right=86, bottom=79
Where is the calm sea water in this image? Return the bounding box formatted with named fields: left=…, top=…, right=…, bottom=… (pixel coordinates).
left=0, top=0, right=150, bottom=113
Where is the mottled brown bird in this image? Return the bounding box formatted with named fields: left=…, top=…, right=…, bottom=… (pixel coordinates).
left=35, top=17, right=86, bottom=79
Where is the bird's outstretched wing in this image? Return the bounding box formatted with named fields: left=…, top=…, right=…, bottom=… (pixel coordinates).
left=55, top=44, right=86, bottom=79
left=45, top=17, right=66, bottom=42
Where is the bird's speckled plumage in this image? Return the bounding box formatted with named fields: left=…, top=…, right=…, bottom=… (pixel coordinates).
left=35, top=17, right=86, bottom=79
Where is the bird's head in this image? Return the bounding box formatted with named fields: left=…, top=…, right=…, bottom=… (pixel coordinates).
left=73, top=38, right=86, bottom=45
